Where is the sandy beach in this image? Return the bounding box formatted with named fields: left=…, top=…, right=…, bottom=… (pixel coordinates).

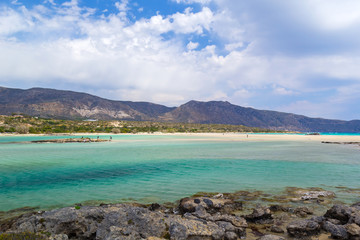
left=1, top=132, right=360, bottom=143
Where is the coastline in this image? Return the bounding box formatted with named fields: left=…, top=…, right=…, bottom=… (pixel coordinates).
left=1, top=187, right=359, bottom=240
left=1, top=132, right=360, bottom=143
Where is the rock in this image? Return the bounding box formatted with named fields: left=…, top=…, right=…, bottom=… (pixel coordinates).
left=49, top=234, right=69, bottom=240
left=192, top=205, right=211, bottom=219
left=96, top=205, right=166, bottom=240
left=287, top=219, right=320, bottom=237
left=104, top=226, right=141, bottom=240
left=351, top=202, right=360, bottom=210
left=324, top=204, right=353, bottom=224
left=285, top=188, right=335, bottom=201
left=346, top=223, right=360, bottom=237
left=323, top=221, right=349, bottom=239
left=294, top=206, right=313, bottom=217
left=300, top=190, right=335, bottom=200
left=203, top=198, right=214, bottom=207
left=168, top=217, right=225, bottom=240
left=257, top=235, right=285, bottom=240
left=245, top=206, right=272, bottom=223
left=168, top=223, right=187, bottom=240
left=178, top=197, right=241, bottom=215
left=270, top=225, right=284, bottom=233
left=210, top=213, right=247, bottom=228
left=350, top=214, right=360, bottom=225
left=149, top=203, right=161, bottom=211
left=213, top=193, right=224, bottom=199
left=310, top=216, right=325, bottom=224
left=224, top=231, right=238, bottom=240
left=217, top=221, right=236, bottom=232
left=269, top=205, right=290, bottom=212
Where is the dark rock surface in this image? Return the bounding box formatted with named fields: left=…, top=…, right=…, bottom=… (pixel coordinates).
left=286, top=219, right=321, bottom=237
left=1, top=189, right=360, bottom=240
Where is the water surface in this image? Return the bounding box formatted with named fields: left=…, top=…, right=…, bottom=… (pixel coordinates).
left=0, top=134, right=359, bottom=212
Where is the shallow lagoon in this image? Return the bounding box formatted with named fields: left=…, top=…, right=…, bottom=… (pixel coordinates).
left=0, top=134, right=359, bottom=212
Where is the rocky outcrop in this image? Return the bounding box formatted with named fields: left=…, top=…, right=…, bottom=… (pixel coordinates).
left=31, top=138, right=108, bottom=143
left=1, top=195, right=247, bottom=240
left=286, top=219, right=321, bottom=237
left=1, top=191, right=360, bottom=240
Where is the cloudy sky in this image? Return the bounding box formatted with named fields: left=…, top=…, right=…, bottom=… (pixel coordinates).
left=1, top=0, right=360, bottom=120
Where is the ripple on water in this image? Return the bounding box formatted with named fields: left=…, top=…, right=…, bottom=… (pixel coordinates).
left=0, top=135, right=359, bottom=212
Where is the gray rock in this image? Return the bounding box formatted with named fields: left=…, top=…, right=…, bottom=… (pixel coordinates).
left=351, top=202, right=360, bottom=210
left=346, top=223, right=360, bottom=237
left=323, top=221, right=349, bottom=239
left=96, top=205, right=166, bottom=240
left=287, top=219, right=320, bottom=237
left=49, top=234, right=69, bottom=240
left=169, top=223, right=187, bottom=240
left=178, top=197, right=241, bottom=215
left=217, top=221, right=236, bottom=232
left=224, top=231, right=238, bottom=240
left=310, top=216, right=325, bottom=224
left=324, top=204, right=352, bottom=224
left=299, top=190, right=335, bottom=200
left=257, top=235, right=285, bottom=240
left=245, top=206, right=272, bottom=223
left=270, top=225, right=284, bottom=233
left=203, top=198, right=214, bottom=208
left=294, top=206, right=313, bottom=217
left=349, top=212, right=360, bottom=225
left=167, top=216, right=225, bottom=240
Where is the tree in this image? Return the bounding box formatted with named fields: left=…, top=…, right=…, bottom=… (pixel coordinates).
left=15, top=124, right=29, bottom=134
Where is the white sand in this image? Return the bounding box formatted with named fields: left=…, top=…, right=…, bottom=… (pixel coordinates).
left=1, top=132, right=360, bottom=143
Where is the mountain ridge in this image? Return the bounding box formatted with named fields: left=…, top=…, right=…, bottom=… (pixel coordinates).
left=1, top=86, right=359, bottom=132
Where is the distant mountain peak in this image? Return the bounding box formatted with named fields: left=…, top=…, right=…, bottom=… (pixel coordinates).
left=0, top=86, right=359, bottom=132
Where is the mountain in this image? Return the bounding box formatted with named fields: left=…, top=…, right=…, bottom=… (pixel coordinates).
left=1, top=86, right=359, bottom=132
left=160, top=100, right=360, bottom=132
left=0, top=87, right=175, bottom=120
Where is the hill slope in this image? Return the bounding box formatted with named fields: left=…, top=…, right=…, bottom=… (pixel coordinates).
left=161, top=100, right=360, bottom=132
left=0, top=87, right=174, bottom=120
left=1, top=86, right=359, bottom=132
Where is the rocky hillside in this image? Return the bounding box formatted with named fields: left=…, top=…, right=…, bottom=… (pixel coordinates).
left=0, top=87, right=174, bottom=120
left=1, top=86, right=360, bottom=132
left=161, top=100, right=360, bottom=132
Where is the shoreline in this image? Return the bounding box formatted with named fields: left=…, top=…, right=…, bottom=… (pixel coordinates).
left=1, top=132, right=360, bottom=143
left=1, top=187, right=359, bottom=240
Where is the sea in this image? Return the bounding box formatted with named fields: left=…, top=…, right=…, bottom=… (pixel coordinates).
left=0, top=134, right=359, bottom=213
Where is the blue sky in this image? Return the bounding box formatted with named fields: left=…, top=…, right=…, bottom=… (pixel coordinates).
left=1, top=0, right=360, bottom=120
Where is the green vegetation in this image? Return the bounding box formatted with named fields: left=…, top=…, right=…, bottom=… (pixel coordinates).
left=0, top=115, right=283, bottom=134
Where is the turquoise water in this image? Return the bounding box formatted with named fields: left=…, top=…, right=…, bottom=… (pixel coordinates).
left=0, top=135, right=359, bottom=212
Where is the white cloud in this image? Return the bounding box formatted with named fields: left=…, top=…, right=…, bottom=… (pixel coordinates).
left=173, top=0, right=212, bottom=4
left=273, top=87, right=296, bottom=96
left=186, top=41, right=199, bottom=50
left=1, top=0, right=360, bottom=120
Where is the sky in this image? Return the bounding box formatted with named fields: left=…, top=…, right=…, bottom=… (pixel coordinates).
left=1, top=0, right=360, bottom=120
